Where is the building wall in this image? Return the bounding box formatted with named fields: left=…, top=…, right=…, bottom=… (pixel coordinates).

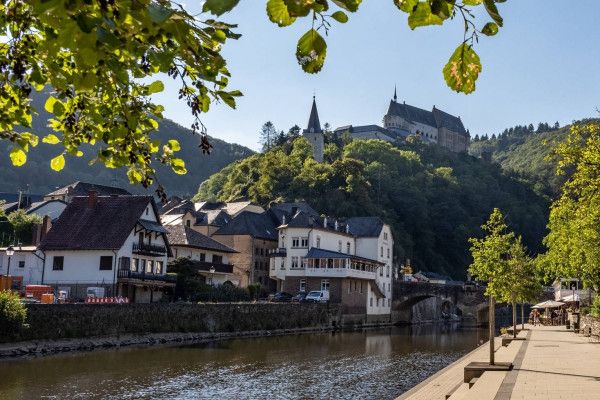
left=0, top=251, right=44, bottom=285
left=438, top=127, right=468, bottom=153
left=303, top=132, right=324, bottom=162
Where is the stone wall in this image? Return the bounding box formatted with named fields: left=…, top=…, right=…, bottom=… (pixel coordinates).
left=1, top=303, right=340, bottom=343
left=581, top=315, right=600, bottom=336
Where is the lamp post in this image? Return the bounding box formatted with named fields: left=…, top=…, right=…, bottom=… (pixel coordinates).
left=5, top=245, right=14, bottom=277
left=209, top=266, right=216, bottom=286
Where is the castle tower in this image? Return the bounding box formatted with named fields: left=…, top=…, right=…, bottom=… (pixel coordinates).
left=303, top=96, right=324, bottom=162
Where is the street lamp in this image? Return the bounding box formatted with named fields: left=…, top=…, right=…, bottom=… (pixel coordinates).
left=5, top=245, right=14, bottom=277
left=209, top=266, right=216, bottom=286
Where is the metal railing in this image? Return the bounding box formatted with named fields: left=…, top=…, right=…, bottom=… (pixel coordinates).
left=117, top=269, right=176, bottom=283
left=132, top=242, right=167, bottom=255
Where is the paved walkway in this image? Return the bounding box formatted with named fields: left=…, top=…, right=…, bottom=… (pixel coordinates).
left=397, top=325, right=600, bottom=400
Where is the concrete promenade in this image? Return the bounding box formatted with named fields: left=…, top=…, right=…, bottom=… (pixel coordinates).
left=397, top=324, right=600, bottom=400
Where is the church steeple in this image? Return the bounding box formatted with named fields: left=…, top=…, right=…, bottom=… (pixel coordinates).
left=305, top=95, right=322, bottom=134
left=393, top=85, right=397, bottom=103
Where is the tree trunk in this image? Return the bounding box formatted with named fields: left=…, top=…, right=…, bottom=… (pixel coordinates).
left=521, top=302, right=525, bottom=330
left=512, top=301, right=517, bottom=338
left=489, top=295, right=495, bottom=365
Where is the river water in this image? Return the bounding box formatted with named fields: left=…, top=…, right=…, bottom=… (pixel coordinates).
left=0, top=324, right=488, bottom=400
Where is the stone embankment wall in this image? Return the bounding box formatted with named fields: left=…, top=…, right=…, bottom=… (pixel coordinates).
left=1, top=303, right=340, bottom=343
left=581, top=315, right=600, bottom=336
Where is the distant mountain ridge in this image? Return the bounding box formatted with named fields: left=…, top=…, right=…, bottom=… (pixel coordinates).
left=0, top=91, right=254, bottom=196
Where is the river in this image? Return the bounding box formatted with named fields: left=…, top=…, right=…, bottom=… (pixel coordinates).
left=0, top=324, right=488, bottom=400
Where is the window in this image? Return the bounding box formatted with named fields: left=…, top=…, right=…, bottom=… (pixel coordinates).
left=260, top=248, right=264, bottom=256
left=145, top=207, right=149, bottom=215
left=138, top=232, right=144, bottom=245
left=370, top=297, right=373, bottom=307
left=255, top=247, right=259, bottom=255
left=213, top=255, right=223, bottom=264
left=140, top=259, right=146, bottom=273
left=346, top=242, right=351, bottom=254
left=380, top=266, right=383, bottom=276
left=146, top=260, right=154, bottom=274
left=301, top=257, right=307, bottom=269
left=291, top=256, right=299, bottom=269
left=186, top=220, right=191, bottom=227
left=99, top=256, right=113, bottom=271
left=132, top=258, right=139, bottom=272
left=200, top=253, right=206, bottom=262
left=119, top=257, right=131, bottom=270
left=155, top=261, right=163, bottom=274
left=316, top=236, right=321, bottom=248
left=320, top=279, right=330, bottom=291
left=299, top=279, right=306, bottom=292
left=301, top=237, right=309, bottom=248
left=292, top=237, right=300, bottom=248
left=360, top=282, right=363, bottom=294
left=338, top=240, right=342, bottom=252
left=387, top=248, right=390, bottom=258
left=388, top=299, right=391, bottom=307
left=386, top=266, right=390, bottom=277
left=255, top=261, right=259, bottom=269
left=380, top=246, right=384, bottom=257
left=383, top=232, right=388, bottom=240
left=18, top=261, right=25, bottom=268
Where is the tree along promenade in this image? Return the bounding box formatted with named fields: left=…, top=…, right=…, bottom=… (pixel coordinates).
left=397, top=324, right=600, bottom=400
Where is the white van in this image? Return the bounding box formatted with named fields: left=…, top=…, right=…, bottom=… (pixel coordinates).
left=305, top=290, right=330, bottom=303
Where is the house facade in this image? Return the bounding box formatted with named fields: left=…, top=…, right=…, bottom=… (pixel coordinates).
left=167, top=224, right=239, bottom=286
left=270, top=212, right=394, bottom=322
left=39, top=193, right=174, bottom=302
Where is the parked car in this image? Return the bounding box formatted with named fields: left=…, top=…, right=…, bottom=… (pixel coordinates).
left=271, top=292, right=293, bottom=302
left=304, top=290, right=330, bottom=303
left=292, top=291, right=308, bottom=302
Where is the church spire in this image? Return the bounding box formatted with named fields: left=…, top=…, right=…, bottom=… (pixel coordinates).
left=393, top=85, right=397, bottom=102
left=305, top=95, right=322, bottom=133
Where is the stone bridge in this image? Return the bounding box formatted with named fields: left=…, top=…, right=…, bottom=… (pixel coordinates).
left=392, top=281, right=489, bottom=326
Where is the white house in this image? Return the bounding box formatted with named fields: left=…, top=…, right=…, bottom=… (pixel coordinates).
left=0, top=245, right=44, bottom=287
left=166, top=224, right=239, bottom=286
left=39, top=193, right=174, bottom=302
left=270, top=210, right=394, bottom=323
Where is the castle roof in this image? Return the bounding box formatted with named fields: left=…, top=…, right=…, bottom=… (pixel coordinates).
left=432, top=107, right=467, bottom=135
left=386, top=100, right=468, bottom=136
left=304, top=96, right=322, bottom=134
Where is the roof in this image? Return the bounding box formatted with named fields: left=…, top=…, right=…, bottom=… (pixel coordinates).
left=432, top=107, right=467, bottom=134
left=196, top=209, right=231, bottom=226
left=387, top=101, right=437, bottom=127
left=166, top=225, right=236, bottom=253
left=1, top=201, right=19, bottom=213
left=305, top=247, right=383, bottom=264
left=303, top=96, right=322, bottom=134
left=213, top=211, right=278, bottom=241
left=45, top=181, right=131, bottom=198
left=161, top=199, right=195, bottom=215
left=269, top=202, right=319, bottom=225
left=137, top=219, right=168, bottom=233
left=40, top=196, right=164, bottom=251
left=346, top=217, right=385, bottom=238
left=223, top=201, right=261, bottom=216
left=27, top=199, right=66, bottom=212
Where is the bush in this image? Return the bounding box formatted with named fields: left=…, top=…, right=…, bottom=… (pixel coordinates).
left=0, top=290, right=27, bottom=339
left=590, top=296, right=600, bottom=317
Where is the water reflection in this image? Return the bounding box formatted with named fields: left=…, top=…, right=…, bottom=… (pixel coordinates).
left=0, top=324, right=487, bottom=400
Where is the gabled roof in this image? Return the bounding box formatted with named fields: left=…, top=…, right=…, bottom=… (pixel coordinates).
left=196, top=209, right=230, bottom=226
left=213, top=211, right=278, bottom=241
left=347, top=217, right=385, bottom=238
left=40, top=195, right=164, bottom=251
left=432, top=107, right=467, bottom=134
left=1, top=201, right=19, bottom=213
left=387, top=101, right=437, bottom=127
left=27, top=199, right=66, bottom=213
left=166, top=225, right=236, bottom=253
left=269, top=202, right=319, bottom=225
left=304, top=96, right=322, bottom=134
left=45, top=181, right=131, bottom=198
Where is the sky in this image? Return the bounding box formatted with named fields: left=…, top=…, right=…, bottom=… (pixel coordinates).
left=153, top=1, right=600, bottom=151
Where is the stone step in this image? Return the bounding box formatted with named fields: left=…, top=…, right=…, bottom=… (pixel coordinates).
left=450, top=371, right=507, bottom=400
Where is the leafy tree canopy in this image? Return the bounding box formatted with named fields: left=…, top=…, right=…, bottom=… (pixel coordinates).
left=2, top=0, right=507, bottom=194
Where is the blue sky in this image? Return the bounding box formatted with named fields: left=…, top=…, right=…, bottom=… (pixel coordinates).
left=154, top=1, right=600, bottom=151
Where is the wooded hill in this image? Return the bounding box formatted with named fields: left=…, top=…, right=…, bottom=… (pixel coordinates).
left=196, top=136, right=549, bottom=279
left=0, top=91, right=254, bottom=197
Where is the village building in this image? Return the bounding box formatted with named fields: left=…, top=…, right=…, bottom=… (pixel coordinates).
left=270, top=210, right=394, bottom=323
left=43, top=181, right=131, bottom=202
left=166, top=224, right=239, bottom=286
left=38, top=193, right=174, bottom=302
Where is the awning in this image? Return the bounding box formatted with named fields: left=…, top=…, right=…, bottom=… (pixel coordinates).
left=561, top=294, right=580, bottom=302
left=137, top=219, right=168, bottom=233
left=533, top=300, right=565, bottom=309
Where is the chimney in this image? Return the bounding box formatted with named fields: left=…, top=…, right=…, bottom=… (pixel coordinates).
left=323, top=217, right=328, bottom=228
left=32, top=215, right=52, bottom=246
left=87, top=191, right=98, bottom=208
left=66, top=186, right=73, bottom=203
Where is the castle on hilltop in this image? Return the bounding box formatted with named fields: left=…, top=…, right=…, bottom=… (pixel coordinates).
left=301, top=89, right=470, bottom=160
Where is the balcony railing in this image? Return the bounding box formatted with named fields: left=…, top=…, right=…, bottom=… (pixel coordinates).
left=269, top=248, right=287, bottom=257
left=187, top=260, right=233, bottom=274
left=118, top=269, right=177, bottom=283
left=132, top=242, right=167, bottom=256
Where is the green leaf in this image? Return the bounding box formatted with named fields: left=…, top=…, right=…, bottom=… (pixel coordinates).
left=463, top=0, right=483, bottom=5
left=50, top=154, right=65, bottom=171
left=430, top=0, right=453, bottom=20
left=171, top=158, right=187, bottom=175
left=42, top=134, right=61, bottom=144
left=9, top=148, right=26, bottom=167
left=296, top=29, right=327, bottom=74
left=481, top=22, right=499, bottom=36
left=127, top=169, right=143, bottom=184
left=203, top=0, right=240, bottom=16
left=408, top=2, right=444, bottom=29
left=44, top=96, right=57, bottom=113
left=394, top=0, right=418, bottom=13
left=147, top=80, right=165, bottom=94
left=267, top=0, right=297, bottom=27
left=44, top=96, right=65, bottom=117
left=332, top=0, right=362, bottom=12
left=443, top=43, right=482, bottom=94
left=148, top=3, right=174, bottom=23
left=168, top=139, right=181, bottom=152
left=483, top=0, right=503, bottom=27
left=331, top=11, right=349, bottom=23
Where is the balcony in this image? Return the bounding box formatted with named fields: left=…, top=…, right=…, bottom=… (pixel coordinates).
left=118, top=269, right=176, bottom=285
left=269, top=248, right=287, bottom=257
left=186, top=260, right=233, bottom=274
left=132, top=242, right=167, bottom=256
